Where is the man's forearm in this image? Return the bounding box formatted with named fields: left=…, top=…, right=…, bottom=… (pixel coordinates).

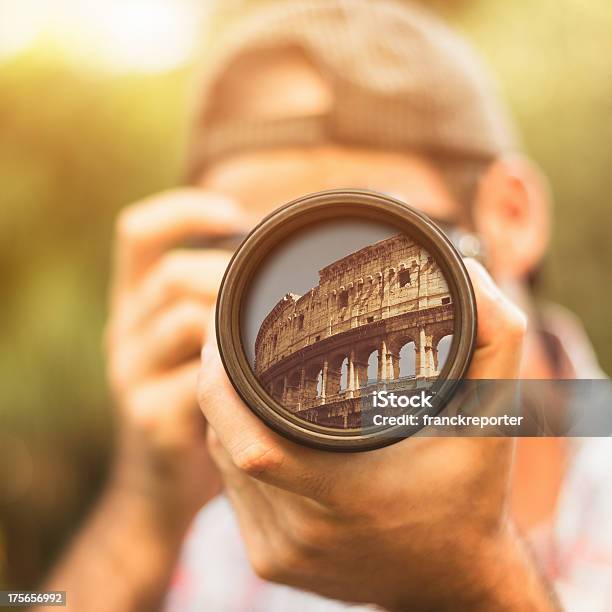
left=45, top=481, right=190, bottom=612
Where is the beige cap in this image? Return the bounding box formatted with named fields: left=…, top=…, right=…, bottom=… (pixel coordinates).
left=185, top=0, right=518, bottom=183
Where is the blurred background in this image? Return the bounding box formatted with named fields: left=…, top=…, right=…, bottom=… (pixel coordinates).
left=1, top=0, right=611, bottom=590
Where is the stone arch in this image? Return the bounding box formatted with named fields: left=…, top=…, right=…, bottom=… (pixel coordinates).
left=302, top=361, right=324, bottom=404
left=285, top=370, right=302, bottom=410
left=352, top=340, right=380, bottom=388
left=398, top=341, right=417, bottom=379
left=339, top=357, right=349, bottom=391
left=269, top=377, right=285, bottom=403
left=366, top=349, right=379, bottom=385
left=436, top=334, right=453, bottom=373
left=432, top=323, right=454, bottom=347
left=325, top=352, right=349, bottom=397
left=431, top=323, right=454, bottom=375
left=387, top=332, right=417, bottom=381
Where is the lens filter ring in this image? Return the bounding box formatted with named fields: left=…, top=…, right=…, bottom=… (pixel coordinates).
left=216, top=189, right=476, bottom=451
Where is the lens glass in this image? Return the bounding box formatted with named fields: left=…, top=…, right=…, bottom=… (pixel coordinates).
left=240, top=217, right=457, bottom=430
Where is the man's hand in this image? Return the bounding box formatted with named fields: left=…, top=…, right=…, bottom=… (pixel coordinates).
left=198, top=260, right=556, bottom=611
left=45, top=189, right=250, bottom=612
left=105, top=188, right=250, bottom=529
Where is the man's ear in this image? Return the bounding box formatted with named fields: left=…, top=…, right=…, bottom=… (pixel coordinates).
left=473, top=155, right=551, bottom=281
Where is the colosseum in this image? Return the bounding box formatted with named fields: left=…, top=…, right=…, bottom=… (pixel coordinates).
left=254, top=234, right=454, bottom=429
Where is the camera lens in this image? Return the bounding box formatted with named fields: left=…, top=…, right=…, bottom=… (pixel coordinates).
left=216, top=189, right=476, bottom=451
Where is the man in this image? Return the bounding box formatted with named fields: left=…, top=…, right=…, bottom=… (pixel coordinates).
left=46, top=1, right=605, bottom=610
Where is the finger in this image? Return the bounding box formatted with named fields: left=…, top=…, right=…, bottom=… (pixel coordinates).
left=112, top=188, right=250, bottom=296
left=115, top=249, right=231, bottom=336
left=126, top=359, right=204, bottom=442
left=207, top=428, right=288, bottom=576
left=463, top=259, right=527, bottom=379
left=207, top=426, right=329, bottom=579
left=198, top=330, right=366, bottom=505
left=112, top=300, right=210, bottom=389
left=207, top=427, right=279, bottom=523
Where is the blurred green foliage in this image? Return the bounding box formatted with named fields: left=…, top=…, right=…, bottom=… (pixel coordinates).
left=0, top=52, right=192, bottom=586
left=1, top=0, right=611, bottom=590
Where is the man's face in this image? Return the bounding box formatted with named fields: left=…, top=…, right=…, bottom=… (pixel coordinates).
left=194, top=50, right=549, bottom=285
left=198, top=144, right=464, bottom=227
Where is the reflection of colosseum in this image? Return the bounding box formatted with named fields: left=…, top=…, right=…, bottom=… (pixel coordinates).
left=254, top=234, right=454, bottom=428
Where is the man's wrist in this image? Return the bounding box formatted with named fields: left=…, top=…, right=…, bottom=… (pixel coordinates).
left=473, top=525, right=558, bottom=611
left=107, top=454, right=201, bottom=544
left=105, top=476, right=191, bottom=545
left=384, top=524, right=556, bottom=612
left=449, top=525, right=555, bottom=612
left=110, top=426, right=220, bottom=536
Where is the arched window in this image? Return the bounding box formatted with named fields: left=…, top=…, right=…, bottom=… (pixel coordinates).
left=366, top=350, right=378, bottom=384
left=316, top=370, right=323, bottom=397
left=340, top=357, right=349, bottom=391
left=399, top=341, right=416, bottom=378
left=437, top=335, right=453, bottom=372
